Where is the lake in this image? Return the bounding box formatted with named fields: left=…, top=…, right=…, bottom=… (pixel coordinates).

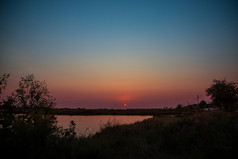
left=56, top=115, right=153, bottom=136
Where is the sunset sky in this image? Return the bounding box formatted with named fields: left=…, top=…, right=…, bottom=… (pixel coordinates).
left=1, top=0, right=238, bottom=108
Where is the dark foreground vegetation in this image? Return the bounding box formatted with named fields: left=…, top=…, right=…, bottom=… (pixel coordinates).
left=1, top=111, right=238, bottom=159
left=1, top=74, right=238, bottom=159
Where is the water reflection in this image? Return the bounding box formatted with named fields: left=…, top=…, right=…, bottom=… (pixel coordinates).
left=56, top=115, right=152, bottom=136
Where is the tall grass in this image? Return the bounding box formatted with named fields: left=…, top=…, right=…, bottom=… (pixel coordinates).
left=1, top=111, right=238, bottom=159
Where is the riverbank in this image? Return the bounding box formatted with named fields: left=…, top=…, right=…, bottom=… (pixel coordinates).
left=2, top=111, right=237, bottom=159
left=4, top=106, right=205, bottom=116
left=86, top=111, right=238, bottom=159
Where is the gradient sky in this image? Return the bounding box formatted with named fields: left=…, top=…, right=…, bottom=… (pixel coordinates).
left=1, top=0, right=238, bottom=108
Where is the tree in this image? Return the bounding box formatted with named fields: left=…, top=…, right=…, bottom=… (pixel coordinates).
left=12, top=74, right=56, bottom=122
left=12, top=74, right=56, bottom=109
left=199, top=100, right=207, bottom=109
left=175, top=104, right=182, bottom=116
left=1, top=74, right=78, bottom=157
left=206, top=79, right=238, bottom=111
left=0, top=73, right=10, bottom=100
left=0, top=73, right=14, bottom=129
left=8, top=74, right=57, bottom=147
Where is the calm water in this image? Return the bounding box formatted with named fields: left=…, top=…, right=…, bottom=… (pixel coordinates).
left=56, top=115, right=152, bottom=136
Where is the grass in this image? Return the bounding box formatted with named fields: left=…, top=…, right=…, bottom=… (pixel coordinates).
left=53, top=111, right=238, bottom=159
left=1, top=111, right=238, bottom=159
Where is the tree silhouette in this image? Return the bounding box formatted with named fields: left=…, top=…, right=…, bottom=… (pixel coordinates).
left=5, top=74, right=58, bottom=150
left=0, top=73, right=14, bottom=129
left=11, top=74, right=56, bottom=109
left=206, top=79, right=238, bottom=111
left=199, top=100, right=207, bottom=109
left=0, top=73, right=10, bottom=99
left=1, top=74, right=78, bottom=158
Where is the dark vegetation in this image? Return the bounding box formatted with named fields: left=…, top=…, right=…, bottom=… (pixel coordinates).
left=2, top=111, right=238, bottom=159
left=1, top=74, right=238, bottom=159
left=206, top=79, right=238, bottom=111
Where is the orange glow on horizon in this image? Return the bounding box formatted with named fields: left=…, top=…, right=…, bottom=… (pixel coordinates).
left=124, top=104, right=127, bottom=107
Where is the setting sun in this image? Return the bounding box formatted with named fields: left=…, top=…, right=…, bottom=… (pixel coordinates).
left=1, top=0, right=237, bottom=158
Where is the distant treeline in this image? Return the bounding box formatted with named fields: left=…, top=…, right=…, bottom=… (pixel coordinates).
left=53, top=108, right=170, bottom=116
left=49, top=104, right=213, bottom=116
left=0, top=103, right=216, bottom=116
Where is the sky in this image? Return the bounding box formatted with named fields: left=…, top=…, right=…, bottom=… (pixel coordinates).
left=1, top=0, right=238, bottom=109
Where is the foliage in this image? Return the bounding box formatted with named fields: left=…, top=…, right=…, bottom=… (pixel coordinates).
left=0, top=73, right=13, bottom=129
left=0, top=74, right=68, bottom=158
left=11, top=74, right=56, bottom=109
left=0, top=73, right=10, bottom=99
left=56, top=120, right=77, bottom=139
left=85, top=112, right=238, bottom=159
left=10, top=74, right=57, bottom=135
left=206, top=79, right=238, bottom=111
left=99, top=119, right=120, bottom=132
left=3, top=110, right=238, bottom=159
left=199, top=100, right=207, bottom=108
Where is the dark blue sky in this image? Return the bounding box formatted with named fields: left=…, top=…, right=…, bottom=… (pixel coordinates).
left=1, top=0, right=238, bottom=108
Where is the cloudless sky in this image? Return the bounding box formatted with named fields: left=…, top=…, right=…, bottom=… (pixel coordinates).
left=1, top=0, right=238, bottom=108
